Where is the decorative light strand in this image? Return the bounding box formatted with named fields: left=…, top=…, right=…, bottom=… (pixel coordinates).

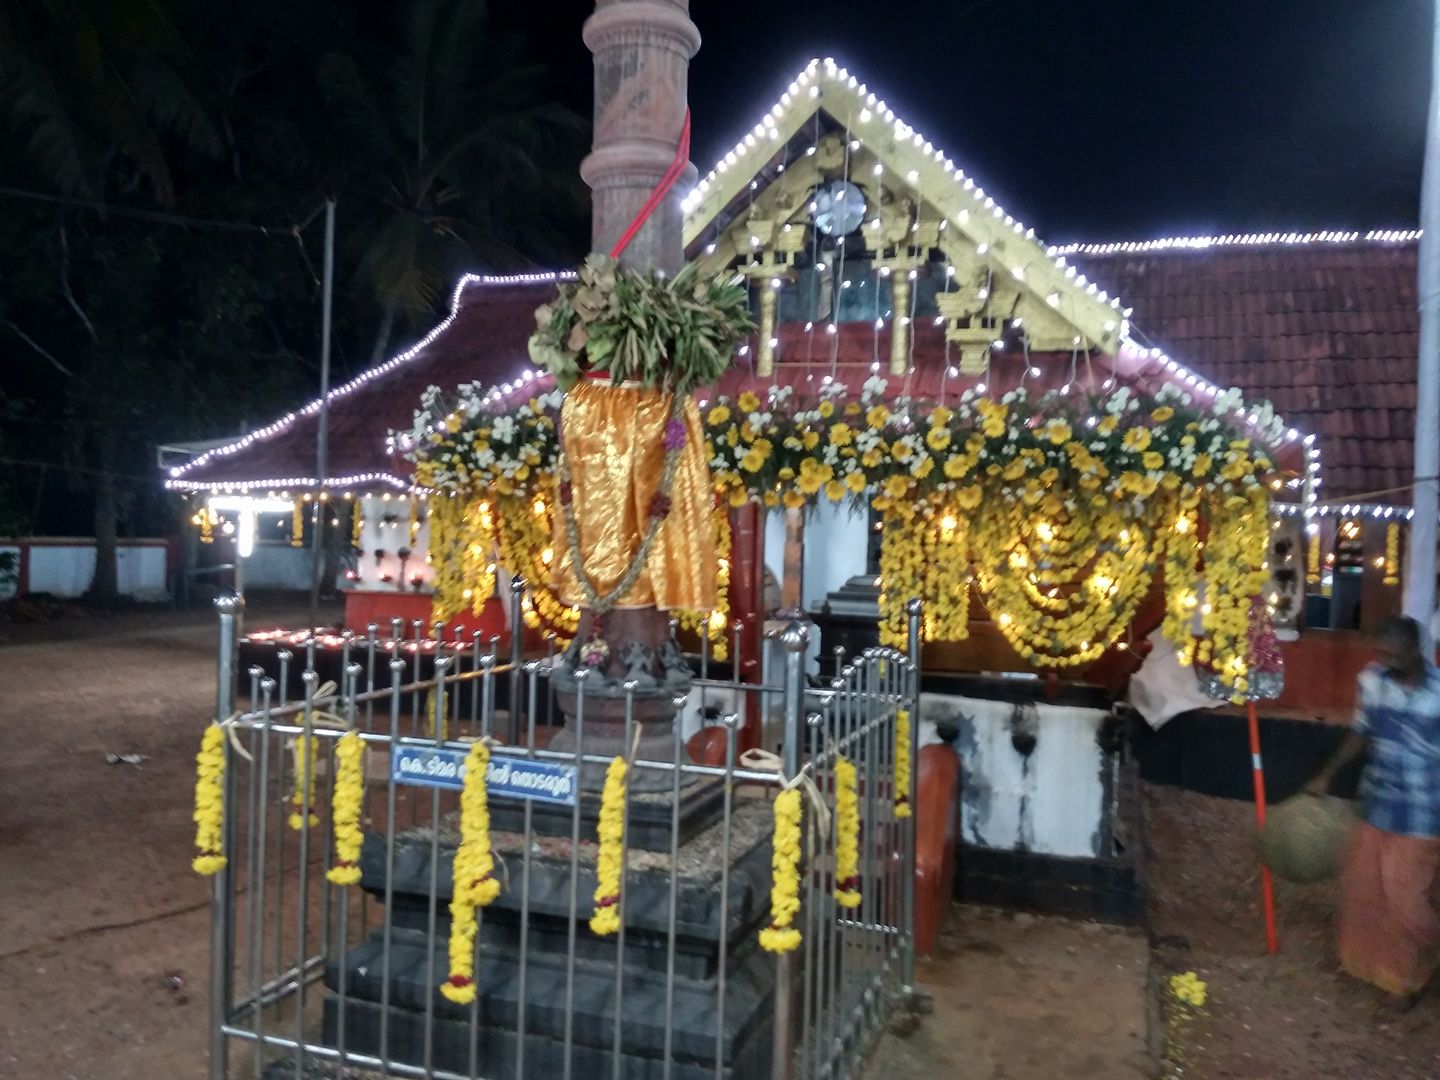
left=167, top=472, right=415, bottom=495
left=1051, top=229, right=1421, bottom=257
left=679, top=58, right=1125, bottom=335
left=168, top=270, right=568, bottom=484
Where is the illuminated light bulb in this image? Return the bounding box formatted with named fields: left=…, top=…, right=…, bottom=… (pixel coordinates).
left=541, top=547, right=554, bottom=565
left=998, top=613, right=1014, bottom=626
left=976, top=242, right=989, bottom=255
left=940, top=515, right=958, bottom=531
left=975, top=382, right=986, bottom=393
left=873, top=163, right=884, bottom=176
left=1028, top=366, right=1041, bottom=377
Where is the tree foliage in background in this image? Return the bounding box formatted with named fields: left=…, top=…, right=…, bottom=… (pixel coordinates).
left=0, top=0, right=588, bottom=599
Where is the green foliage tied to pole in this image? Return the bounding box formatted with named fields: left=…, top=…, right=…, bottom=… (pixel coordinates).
left=528, top=255, right=754, bottom=395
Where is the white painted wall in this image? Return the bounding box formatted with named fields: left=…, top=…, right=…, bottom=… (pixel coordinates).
left=0, top=543, right=19, bottom=600
left=918, top=692, right=1108, bottom=859
left=764, top=502, right=872, bottom=614
left=353, top=494, right=434, bottom=590
left=0, top=540, right=169, bottom=600
left=240, top=543, right=315, bottom=590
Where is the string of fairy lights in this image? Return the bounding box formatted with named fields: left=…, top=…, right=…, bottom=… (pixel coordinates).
left=169, top=56, right=1427, bottom=547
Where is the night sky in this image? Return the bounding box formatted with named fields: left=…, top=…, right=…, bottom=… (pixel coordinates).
left=505, top=0, right=1433, bottom=242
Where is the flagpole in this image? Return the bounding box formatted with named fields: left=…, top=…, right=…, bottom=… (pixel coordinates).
left=1406, top=4, right=1440, bottom=645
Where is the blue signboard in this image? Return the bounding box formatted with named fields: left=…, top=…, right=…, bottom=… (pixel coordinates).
left=391, top=744, right=577, bottom=807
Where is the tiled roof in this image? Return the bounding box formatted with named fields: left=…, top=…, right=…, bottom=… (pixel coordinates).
left=170, top=280, right=552, bottom=491
left=1071, top=240, right=1420, bottom=503
left=172, top=239, right=1422, bottom=505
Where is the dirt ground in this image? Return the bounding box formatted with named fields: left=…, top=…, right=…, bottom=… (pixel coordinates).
left=0, top=597, right=331, bottom=1080
left=871, top=905, right=1153, bottom=1079
left=11, top=601, right=1435, bottom=1080
left=1146, top=785, right=1440, bottom=1079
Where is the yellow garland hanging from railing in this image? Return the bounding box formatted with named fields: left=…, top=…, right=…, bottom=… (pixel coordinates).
left=288, top=734, right=319, bottom=830
left=350, top=501, right=363, bottom=549
left=441, top=740, right=501, bottom=1005
left=759, top=787, right=804, bottom=953
left=427, top=688, right=448, bottom=743
left=291, top=499, right=304, bottom=547
left=893, top=709, right=912, bottom=820
left=589, top=755, right=629, bottom=936
left=192, top=724, right=228, bottom=875
left=326, top=731, right=364, bottom=886
left=833, top=756, right=861, bottom=908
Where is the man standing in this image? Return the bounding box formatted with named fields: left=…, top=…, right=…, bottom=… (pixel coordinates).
left=1310, top=615, right=1440, bottom=998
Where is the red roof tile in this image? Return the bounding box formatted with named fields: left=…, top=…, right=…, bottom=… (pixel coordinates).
left=171, top=280, right=552, bottom=491
left=174, top=241, right=1422, bottom=505
left=1072, top=241, right=1420, bottom=503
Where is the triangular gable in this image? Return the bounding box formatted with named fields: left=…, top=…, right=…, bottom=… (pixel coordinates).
left=680, top=58, right=1126, bottom=361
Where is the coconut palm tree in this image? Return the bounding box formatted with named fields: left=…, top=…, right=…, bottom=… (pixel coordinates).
left=315, top=0, right=589, bottom=361
left=0, top=0, right=220, bottom=203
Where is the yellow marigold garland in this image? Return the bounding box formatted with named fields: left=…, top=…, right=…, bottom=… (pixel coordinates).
left=428, top=496, right=497, bottom=621
left=495, top=487, right=579, bottom=639
left=427, top=688, right=448, bottom=743
left=191, top=723, right=227, bottom=875
left=1384, top=523, right=1401, bottom=586
left=291, top=499, right=304, bottom=547
left=412, top=379, right=1281, bottom=688
left=893, top=709, right=913, bottom=820
left=326, top=731, right=365, bottom=886
left=288, top=733, right=319, bottom=830
left=759, top=787, right=804, bottom=953
left=676, top=501, right=731, bottom=661
left=440, top=740, right=501, bottom=1005
left=589, top=755, right=628, bottom=936
left=833, top=756, right=861, bottom=908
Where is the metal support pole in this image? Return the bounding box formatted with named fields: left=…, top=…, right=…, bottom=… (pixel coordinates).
left=902, top=599, right=923, bottom=996
left=309, top=199, right=337, bottom=631
left=772, top=620, right=808, bottom=1080
left=509, top=576, right=525, bottom=745
left=210, top=593, right=243, bottom=1080
left=1409, top=9, right=1440, bottom=645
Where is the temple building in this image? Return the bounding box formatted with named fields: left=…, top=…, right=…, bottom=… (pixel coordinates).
left=165, top=59, right=1424, bottom=713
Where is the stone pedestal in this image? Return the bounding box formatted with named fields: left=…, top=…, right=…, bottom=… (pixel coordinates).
left=313, top=804, right=779, bottom=1078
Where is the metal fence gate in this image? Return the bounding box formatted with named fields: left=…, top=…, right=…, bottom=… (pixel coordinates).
left=203, top=590, right=923, bottom=1079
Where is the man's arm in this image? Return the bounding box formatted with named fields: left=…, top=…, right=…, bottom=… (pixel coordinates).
left=1306, top=730, right=1367, bottom=795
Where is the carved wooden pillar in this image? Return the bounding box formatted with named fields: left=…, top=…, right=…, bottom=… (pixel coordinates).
left=889, top=270, right=913, bottom=376
left=729, top=502, right=765, bottom=752
left=756, top=280, right=779, bottom=377
left=780, top=507, right=804, bottom=615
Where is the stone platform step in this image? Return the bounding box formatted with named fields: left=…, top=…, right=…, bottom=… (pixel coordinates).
left=320, top=925, right=776, bottom=1075
left=360, top=799, right=774, bottom=950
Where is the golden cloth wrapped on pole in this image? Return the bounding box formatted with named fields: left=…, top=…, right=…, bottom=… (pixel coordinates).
left=552, top=379, right=716, bottom=611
